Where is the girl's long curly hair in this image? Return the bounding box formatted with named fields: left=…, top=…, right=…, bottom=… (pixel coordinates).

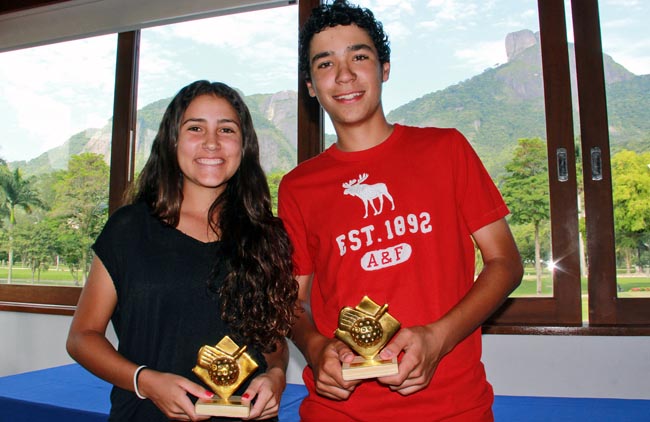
left=129, top=80, right=297, bottom=353
left=299, top=0, right=391, bottom=81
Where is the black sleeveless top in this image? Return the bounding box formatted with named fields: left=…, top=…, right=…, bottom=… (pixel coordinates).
left=93, top=201, right=266, bottom=421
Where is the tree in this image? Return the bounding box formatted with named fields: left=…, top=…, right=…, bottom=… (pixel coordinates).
left=0, top=167, right=46, bottom=283
left=13, top=219, right=58, bottom=282
left=500, top=138, right=550, bottom=294
left=266, top=170, right=286, bottom=215
left=611, top=150, right=650, bottom=273
left=51, top=153, right=109, bottom=284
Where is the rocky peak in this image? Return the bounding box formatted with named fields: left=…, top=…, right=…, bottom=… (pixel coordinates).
left=506, top=29, right=539, bottom=62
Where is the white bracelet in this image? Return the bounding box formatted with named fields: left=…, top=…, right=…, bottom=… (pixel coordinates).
left=133, top=365, right=147, bottom=400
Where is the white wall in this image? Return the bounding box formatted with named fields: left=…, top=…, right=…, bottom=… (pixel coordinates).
left=2, top=311, right=649, bottom=400
left=483, top=334, right=650, bottom=400
left=0, top=312, right=116, bottom=377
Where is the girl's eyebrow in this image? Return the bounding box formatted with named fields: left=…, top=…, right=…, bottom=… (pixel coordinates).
left=181, top=117, right=206, bottom=126
left=181, top=117, right=240, bottom=127
left=310, top=43, right=375, bottom=65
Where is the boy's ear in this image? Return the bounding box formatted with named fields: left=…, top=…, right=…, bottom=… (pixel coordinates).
left=306, top=80, right=317, bottom=98
left=382, top=62, right=391, bottom=82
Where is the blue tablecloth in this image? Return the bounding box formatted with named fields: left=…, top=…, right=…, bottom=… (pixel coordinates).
left=1, top=364, right=648, bottom=421
left=0, top=364, right=305, bottom=421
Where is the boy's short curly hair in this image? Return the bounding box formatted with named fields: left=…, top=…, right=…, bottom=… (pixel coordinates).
left=299, top=0, right=391, bottom=81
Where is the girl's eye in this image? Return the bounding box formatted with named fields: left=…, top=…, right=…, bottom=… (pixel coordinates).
left=187, top=126, right=202, bottom=132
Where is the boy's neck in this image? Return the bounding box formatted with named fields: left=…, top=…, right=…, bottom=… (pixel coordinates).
left=334, top=116, right=394, bottom=152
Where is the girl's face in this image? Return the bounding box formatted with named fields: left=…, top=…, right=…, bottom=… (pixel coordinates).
left=176, top=94, right=243, bottom=198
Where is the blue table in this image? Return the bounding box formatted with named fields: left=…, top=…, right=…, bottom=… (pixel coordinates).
left=0, top=364, right=305, bottom=421
left=1, top=364, right=648, bottom=421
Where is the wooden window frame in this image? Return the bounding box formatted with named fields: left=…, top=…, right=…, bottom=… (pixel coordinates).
left=0, top=0, right=296, bottom=315
left=295, top=0, right=650, bottom=335
left=3, top=0, right=649, bottom=333
left=0, top=30, right=136, bottom=315
left=571, top=0, right=650, bottom=327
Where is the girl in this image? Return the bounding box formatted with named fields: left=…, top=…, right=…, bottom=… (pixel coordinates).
left=67, top=80, right=297, bottom=421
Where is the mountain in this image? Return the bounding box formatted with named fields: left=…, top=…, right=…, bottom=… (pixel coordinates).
left=14, top=90, right=298, bottom=177
left=387, top=29, right=648, bottom=176
left=11, top=30, right=649, bottom=178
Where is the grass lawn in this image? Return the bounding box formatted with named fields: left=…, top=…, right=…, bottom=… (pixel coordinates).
left=512, top=269, right=650, bottom=321
left=0, top=266, right=83, bottom=286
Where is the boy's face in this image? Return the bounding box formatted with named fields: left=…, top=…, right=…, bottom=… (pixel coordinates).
left=306, top=24, right=390, bottom=128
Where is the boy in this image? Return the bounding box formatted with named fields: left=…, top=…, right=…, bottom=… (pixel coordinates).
left=278, top=1, right=523, bottom=420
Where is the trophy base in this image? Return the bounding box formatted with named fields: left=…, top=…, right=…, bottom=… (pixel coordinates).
left=342, top=355, right=398, bottom=380
left=195, top=395, right=250, bottom=418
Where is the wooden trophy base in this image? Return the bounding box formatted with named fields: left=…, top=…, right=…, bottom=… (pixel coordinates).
left=341, top=355, right=398, bottom=381
left=195, top=395, right=250, bottom=418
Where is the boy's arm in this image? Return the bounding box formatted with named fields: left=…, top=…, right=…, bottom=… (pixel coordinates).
left=378, top=218, right=524, bottom=395
left=435, top=217, right=523, bottom=354
left=290, top=274, right=362, bottom=400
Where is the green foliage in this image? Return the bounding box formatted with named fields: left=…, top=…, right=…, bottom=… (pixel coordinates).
left=612, top=150, right=650, bottom=233
left=611, top=149, right=650, bottom=270
left=510, top=222, right=551, bottom=265
left=499, top=137, right=550, bottom=293
left=50, top=153, right=110, bottom=282
left=13, top=219, right=59, bottom=281
left=607, top=75, right=650, bottom=154
left=499, top=138, right=550, bottom=226
left=266, top=170, right=286, bottom=215
left=0, top=166, right=48, bottom=282
left=0, top=168, right=47, bottom=226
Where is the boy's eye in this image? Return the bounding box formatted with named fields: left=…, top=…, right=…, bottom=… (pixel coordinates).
left=316, top=61, right=332, bottom=69
left=353, top=54, right=369, bottom=61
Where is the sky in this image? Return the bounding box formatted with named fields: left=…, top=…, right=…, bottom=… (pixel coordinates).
left=0, top=0, right=648, bottom=163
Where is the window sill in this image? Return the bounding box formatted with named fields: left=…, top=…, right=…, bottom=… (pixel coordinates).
left=0, top=301, right=76, bottom=315
left=483, top=324, right=650, bottom=336
left=0, top=285, right=80, bottom=316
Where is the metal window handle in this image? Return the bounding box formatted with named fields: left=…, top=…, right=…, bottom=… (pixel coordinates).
left=591, top=147, right=602, bottom=181
left=557, top=148, right=568, bottom=182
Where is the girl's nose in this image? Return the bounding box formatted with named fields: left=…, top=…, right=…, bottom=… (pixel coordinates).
left=202, top=134, right=219, bottom=150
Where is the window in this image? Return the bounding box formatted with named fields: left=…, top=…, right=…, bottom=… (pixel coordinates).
left=0, top=35, right=116, bottom=313
left=0, top=0, right=298, bottom=314
left=1, top=0, right=648, bottom=331
left=137, top=5, right=299, bottom=203
left=297, top=0, right=649, bottom=331
left=571, top=0, right=650, bottom=328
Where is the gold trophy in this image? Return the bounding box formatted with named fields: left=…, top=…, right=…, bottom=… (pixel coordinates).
left=334, top=295, right=401, bottom=381
left=193, top=336, right=258, bottom=418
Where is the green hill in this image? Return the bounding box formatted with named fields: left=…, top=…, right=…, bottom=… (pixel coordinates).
left=10, top=30, right=648, bottom=180
left=14, top=91, right=298, bottom=177
left=387, top=30, right=646, bottom=177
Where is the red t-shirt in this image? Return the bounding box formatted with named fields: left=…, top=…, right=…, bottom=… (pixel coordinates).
left=278, top=124, right=508, bottom=421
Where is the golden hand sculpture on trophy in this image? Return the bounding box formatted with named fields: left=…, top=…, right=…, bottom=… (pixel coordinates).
left=193, top=336, right=258, bottom=418
left=334, top=295, right=401, bottom=381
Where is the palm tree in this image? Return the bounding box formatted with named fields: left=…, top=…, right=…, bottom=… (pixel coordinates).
left=0, top=168, right=46, bottom=283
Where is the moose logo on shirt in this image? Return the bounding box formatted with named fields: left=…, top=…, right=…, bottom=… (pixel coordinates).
left=342, top=173, right=395, bottom=218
